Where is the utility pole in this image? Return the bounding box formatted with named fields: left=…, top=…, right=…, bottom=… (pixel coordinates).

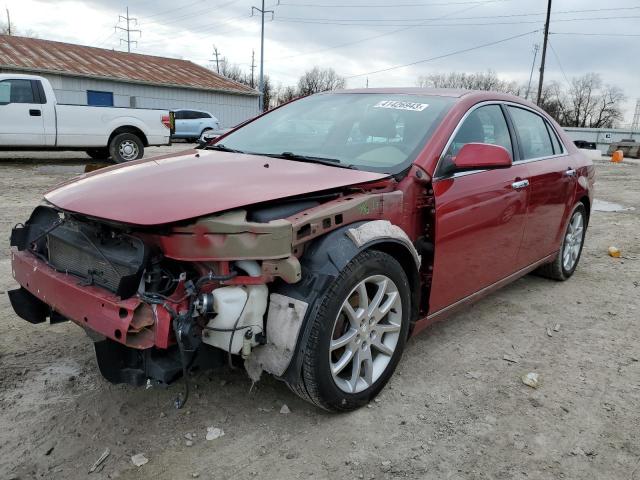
left=525, top=44, right=540, bottom=100
left=212, top=45, right=220, bottom=73
left=116, top=7, right=141, bottom=53
left=250, top=50, right=256, bottom=89
left=251, top=1, right=274, bottom=111
left=5, top=8, right=11, bottom=35
left=536, top=0, right=552, bottom=106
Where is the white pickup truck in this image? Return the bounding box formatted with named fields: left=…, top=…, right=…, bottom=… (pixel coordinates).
left=0, top=74, right=174, bottom=162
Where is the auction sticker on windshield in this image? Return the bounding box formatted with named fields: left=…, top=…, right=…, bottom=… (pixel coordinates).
left=373, top=100, right=429, bottom=112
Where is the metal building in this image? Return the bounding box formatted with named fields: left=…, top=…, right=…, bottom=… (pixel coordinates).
left=0, top=35, right=260, bottom=127
left=563, top=127, right=640, bottom=153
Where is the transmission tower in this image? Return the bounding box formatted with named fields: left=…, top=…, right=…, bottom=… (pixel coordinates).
left=632, top=99, right=640, bottom=132
left=116, top=7, right=141, bottom=53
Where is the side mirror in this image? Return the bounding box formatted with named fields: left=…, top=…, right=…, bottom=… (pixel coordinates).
left=453, top=143, right=512, bottom=171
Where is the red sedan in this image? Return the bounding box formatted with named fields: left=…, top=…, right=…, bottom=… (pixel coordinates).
left=9, top=89, right=594, bottom=411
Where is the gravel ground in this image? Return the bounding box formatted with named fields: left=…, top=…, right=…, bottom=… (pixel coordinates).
left=0, top=151, right=638, bottom=480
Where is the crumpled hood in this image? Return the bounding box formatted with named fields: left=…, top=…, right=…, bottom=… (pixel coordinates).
left=45, top=149, right=388, bottom=226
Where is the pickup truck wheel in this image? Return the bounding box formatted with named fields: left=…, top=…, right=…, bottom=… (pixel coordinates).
left=85, top=148, right=110, bottom=160
left=288, top=250, right=410, bottom=411
left=535, top=203, right=587, bottom=281
left=109, top=133, right=144, bottom=163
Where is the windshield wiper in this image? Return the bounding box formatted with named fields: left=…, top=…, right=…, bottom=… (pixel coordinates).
left=204, top=144, right=245, bottom=153
left=264, top=152, right=357, bottom=169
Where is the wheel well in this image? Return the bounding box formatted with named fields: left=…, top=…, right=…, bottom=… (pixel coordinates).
left=109, top=126, right=148, bottom=147
left=579, top=196, right=590, bottom=226
left=368, top=241, right=421, bottom=326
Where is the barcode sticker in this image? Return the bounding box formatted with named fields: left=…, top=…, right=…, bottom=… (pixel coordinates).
left=373, top=100, right=429, bottom=112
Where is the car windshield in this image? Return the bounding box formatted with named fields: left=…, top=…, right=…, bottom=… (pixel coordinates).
left=218, top=93, right=455, bottom=174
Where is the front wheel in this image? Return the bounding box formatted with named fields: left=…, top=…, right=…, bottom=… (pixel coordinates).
left=109, top=133, right=144, bottom=163
left=288, top=250, right=411, bottom=411
left=536, top=203, right=587, bottom=280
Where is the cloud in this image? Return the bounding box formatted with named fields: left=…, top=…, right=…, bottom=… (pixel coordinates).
left=5, top=0, right=639, bottom=121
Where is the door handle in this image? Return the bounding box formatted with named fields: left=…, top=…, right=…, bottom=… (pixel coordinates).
left=29, top=109, right=41, bottom=116
left=564, top=168, right=577, bottom=177
left=511, top=179, right=529, bottom=190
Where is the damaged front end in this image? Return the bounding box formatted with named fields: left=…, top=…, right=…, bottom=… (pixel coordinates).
left=9, top=185, right=405, bottom=404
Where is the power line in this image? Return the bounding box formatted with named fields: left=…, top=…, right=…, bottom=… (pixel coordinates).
left=273, top=14, right=640, bottom=27
left=275, top=3, right=482, bottom=61
left=548, top=39, right=571, bottom=89
left=345, top=29, right=539, bottom=79
left=551, top=31, right=640, bottom=37
left=116, top=7, right=142, bottom=52
left=274, top=5, right=640, bottom=23
left=277, top=0, right=511, bottom=7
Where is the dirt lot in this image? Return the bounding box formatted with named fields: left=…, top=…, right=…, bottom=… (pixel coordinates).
left=0, top=150, right=638, bottom=480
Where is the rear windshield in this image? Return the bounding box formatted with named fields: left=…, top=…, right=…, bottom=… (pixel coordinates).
left=219, top=93, right=454, bottom=174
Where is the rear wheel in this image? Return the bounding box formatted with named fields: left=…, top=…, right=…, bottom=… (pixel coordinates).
left=536, top=203, right=587, bottom=280
left=287, top=250, right=411, bottom=411
left=109, top=133, right=144, bottom=163
left=86, top=148, right=110, bottom=160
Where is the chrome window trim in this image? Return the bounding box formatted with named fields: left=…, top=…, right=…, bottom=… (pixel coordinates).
left=433, top=100, right=569, bottom=182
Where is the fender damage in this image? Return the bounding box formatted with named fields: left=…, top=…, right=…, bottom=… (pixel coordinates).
left=8, top=163, right=422, bottom=394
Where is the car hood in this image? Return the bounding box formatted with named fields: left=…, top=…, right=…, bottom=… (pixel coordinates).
left=45, top=149, right=389, bottom=226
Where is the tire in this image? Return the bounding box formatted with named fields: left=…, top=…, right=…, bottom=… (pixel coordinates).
left=85, top=148, right=110, bottom=160
left=109, top=133, right=144, bottom=163
left=535, top=203, right=587, bottom=281
left=287, top=250, right=411, bottom=411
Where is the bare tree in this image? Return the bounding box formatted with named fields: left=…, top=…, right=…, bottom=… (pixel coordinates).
left=297, top=67, right=345, bottom=96
left=417, top=70, right=521, bottom=95
left=217, top=57, right=248, bottom=84
left=272, top=85, right=298, bottom=107
left=261, top=75, right=273, bottom=112
left=564, top=73, right=624, bottom=128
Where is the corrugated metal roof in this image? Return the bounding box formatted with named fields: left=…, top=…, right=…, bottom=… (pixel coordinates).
left=0, top=35, right=258, bottom=96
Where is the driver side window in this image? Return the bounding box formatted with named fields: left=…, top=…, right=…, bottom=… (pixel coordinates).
left=438, top=104, right=513, bottom=176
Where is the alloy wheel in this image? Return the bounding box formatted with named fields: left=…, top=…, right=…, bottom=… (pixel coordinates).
left=562, top=210, right=584, bottom=271
left=329, top=275, right=402, bottom=394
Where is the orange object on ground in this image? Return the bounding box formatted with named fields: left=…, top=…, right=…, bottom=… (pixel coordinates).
left=611, top=150, right=624, bottom=163
left=608, top=246, right=621, bottom=258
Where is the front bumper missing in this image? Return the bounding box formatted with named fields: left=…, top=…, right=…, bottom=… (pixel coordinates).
left=10, top=250, right=171, bottom=349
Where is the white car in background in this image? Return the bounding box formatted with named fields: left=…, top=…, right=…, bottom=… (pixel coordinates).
left=172, top=109, right=220, bottom=142
left=0, top=74, right=174, bottom=163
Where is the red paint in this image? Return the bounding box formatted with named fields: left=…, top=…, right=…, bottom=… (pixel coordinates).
left=453, top=143, right=512, bottom=170
left=45, top=150, right=387, bottom=225
left=12, top=89, right=595, bottom=351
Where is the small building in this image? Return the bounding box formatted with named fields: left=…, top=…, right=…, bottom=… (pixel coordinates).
left=0, top=35, right=260, bottom=127
left=563, top=127, right=640, bottom=153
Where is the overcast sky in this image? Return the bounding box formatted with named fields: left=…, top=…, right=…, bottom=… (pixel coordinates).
left=4, top=0, right=639, bottom=122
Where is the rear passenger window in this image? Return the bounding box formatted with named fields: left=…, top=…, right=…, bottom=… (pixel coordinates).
left=508, top=106, right=554, bottom=159
left=546, top=122, right=564, bottom=154
left=174, top=111, right=185, bottom=120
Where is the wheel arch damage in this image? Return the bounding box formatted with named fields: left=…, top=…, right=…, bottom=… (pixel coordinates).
left=245, top=220, right=421, bottom=384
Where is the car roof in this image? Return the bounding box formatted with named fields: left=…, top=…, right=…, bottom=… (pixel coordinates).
left=317, top=87, right=541, bottom=111
left=329, top=87, right=470, bottom=97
